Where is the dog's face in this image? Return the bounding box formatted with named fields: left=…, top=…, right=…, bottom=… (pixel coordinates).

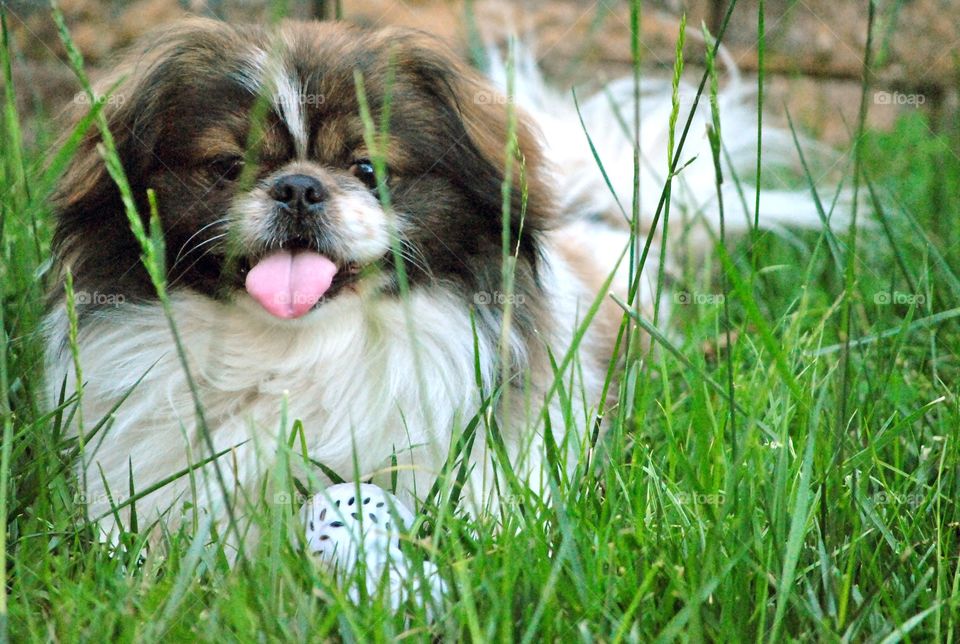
left=53, top=19, right=551, bottom=321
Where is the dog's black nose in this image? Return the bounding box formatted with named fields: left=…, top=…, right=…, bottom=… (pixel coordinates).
left=269, top=174, right=328, bottom=213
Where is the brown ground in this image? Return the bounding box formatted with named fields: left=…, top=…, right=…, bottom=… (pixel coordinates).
left=4, top=0, right=958, bottom=146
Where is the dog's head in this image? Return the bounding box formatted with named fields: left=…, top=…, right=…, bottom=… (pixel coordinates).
left=53, top=18, right=551, bottom=321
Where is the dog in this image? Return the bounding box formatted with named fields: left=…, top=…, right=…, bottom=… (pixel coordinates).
left=44, top=18, right=833, bottom=567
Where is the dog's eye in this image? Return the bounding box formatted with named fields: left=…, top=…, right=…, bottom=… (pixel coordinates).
left=208, top=156, right=245, bottom=182
left=350, top=159, right=383, bottom=190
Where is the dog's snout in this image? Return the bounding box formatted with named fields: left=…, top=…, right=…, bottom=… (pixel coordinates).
left=269, top=174, right=328, bottom=213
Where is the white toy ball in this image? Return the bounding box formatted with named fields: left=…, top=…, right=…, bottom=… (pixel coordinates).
left=299, top=483, right=446, bottom=617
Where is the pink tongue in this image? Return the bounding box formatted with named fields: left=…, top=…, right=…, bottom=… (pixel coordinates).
left=245, top=250, right=338, bottom=319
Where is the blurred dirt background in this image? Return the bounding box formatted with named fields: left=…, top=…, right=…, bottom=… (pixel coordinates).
left=3, top=0, right=959, bottom=147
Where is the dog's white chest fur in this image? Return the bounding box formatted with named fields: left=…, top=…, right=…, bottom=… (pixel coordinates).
left=48, top=286, right=510, bottom=530
left=46, top=249, right=604, bottom=535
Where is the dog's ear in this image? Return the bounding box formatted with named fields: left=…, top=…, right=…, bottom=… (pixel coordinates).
left=383, top=31, right=554, bottom=238
left=50, top=19, right=236, bottom=296
left=51, top=65, right=157, bottom=298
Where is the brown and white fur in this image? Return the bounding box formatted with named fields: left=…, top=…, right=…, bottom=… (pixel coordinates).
left=44, top=18, right=833, bottom=546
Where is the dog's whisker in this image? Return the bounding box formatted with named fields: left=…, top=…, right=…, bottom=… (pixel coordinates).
left=174, top=217, right=230, bottom=265
left=167, top=234, right=231, bottom=289
left=394, top=243, right=433, bottom=281
left=171, top=232, right=230, bottom=272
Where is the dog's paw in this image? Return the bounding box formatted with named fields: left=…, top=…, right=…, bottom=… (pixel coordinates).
left=299, top=483, right=446, bottom=617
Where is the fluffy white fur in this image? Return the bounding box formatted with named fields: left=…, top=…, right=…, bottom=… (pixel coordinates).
left=47, top=258, right=603, bottom=544
left=46, top=49, right=835, bottom=544
left=489, top=48, right=844, bottom=241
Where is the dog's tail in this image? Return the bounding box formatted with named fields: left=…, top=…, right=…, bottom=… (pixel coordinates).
left=487, top=46, right=849, bottom=252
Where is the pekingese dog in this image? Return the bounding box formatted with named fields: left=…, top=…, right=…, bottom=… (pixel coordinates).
left=45, top=18, right=830, bottom=554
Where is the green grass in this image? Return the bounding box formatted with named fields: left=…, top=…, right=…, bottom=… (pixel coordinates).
left=3, top=1, right=960, bottom=641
